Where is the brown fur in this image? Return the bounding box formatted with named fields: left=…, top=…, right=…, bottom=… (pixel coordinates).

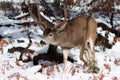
left=43, top=15, right=97, bottom=72
left=0, top=38, right=8, bottom=53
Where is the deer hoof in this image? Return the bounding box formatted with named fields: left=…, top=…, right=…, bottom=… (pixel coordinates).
left=86, top=66, right=99, bottom=73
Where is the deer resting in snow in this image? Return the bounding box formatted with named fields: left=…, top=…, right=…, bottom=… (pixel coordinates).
left=42, top=15, right=97, bottom=72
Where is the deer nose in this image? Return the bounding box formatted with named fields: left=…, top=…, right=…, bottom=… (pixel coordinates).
left=40, top=40, right=46, bottom=46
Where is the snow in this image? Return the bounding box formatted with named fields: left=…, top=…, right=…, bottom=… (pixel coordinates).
left=0, top=0, right=24, bottom=3
left=0, top=15, right=29, bottom=26
left=97, top=27, right=115, bottom=44
left=97, top=27, right=106, bottom=37
left=114, top=5, right=120, bottom=10
left=112, top=42, right=120, bottom=52
left=14, top=13, right=29, bottom=19
left=0, top=15, right=120, bottom=80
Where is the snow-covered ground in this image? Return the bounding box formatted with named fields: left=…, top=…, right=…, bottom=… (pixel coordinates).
left=0, top=15, right=120, bottom=80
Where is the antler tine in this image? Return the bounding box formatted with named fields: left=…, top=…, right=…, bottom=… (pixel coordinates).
left=53, top=19, right=62, bottom=29
left=53, top=3, right=68, bottom=29
left=28, top=3, right=47, bottom=31
left=36, top=3, right=41, bottom=22
left=53, top=18, right=67, bottom=29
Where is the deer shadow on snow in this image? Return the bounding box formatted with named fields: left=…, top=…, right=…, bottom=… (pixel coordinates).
left=33, top=44, right=75, bottom=66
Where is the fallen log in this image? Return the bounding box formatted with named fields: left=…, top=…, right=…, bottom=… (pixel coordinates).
left=8, top=47, right=34, bottom=62
left=95, top=33, right=113, bottom=51
left=97, top=23, right=120, bottom=37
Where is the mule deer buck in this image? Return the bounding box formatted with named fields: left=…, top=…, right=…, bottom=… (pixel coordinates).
left=42, top=15, right=98, bottom=72
left=26, top=2, right=98, bottom=72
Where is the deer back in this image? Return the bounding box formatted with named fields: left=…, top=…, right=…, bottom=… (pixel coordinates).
left=43, top=15, right=97, bottom=49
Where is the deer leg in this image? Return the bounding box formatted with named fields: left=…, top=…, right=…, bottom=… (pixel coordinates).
left=62, top=49, right=69, bottom=72
left=86, top=42, right=91, bottom=63
left=85, top=42, right=92, bottom=62
left=80, top=45, right=84, bottom=61
left=80, top=44, right=87, bottom=65
left=88, top=39, right=99, bottom=73
left=89, top=40, right=95, bottom=65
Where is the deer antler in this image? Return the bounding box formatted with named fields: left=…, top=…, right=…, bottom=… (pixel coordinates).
left=53, top=19, right=67, bottom=32
left=53, top=2, right=68, bottom=30
left=28, top=3, right=47, bottom=31
left=27, top=1, right=68, bottom=31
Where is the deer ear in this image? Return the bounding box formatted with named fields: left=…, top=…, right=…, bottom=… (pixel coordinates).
left=56, top=22, right=67, bottom=32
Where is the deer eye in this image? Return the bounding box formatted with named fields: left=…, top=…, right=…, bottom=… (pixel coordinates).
left=49, top=33, right=53, bottom=36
